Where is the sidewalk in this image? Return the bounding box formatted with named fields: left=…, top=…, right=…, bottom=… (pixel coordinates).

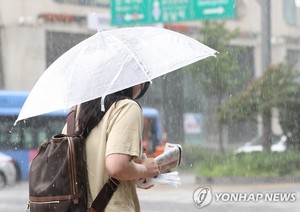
left=174, top=171, right=300, bottom=192
left=196, top=175, right=300, bottom=185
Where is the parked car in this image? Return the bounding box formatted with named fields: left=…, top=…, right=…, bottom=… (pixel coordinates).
left=0, top=152, right=17, bottom=188
left=234, top=135, right=287, bottom=154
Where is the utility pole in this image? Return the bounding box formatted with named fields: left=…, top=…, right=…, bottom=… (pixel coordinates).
left=260, top=0, right=272, bottom=70
left=257, top=0, right=272, bottom=151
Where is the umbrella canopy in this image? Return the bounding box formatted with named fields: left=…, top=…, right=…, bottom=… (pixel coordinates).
left=17, top=26, right=216, bottom=122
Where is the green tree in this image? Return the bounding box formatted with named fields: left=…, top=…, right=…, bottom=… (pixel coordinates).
left=219, top=64, right=300, bottom=151
left=184, top=21, right=248, bottom=153
left=278, top=88, right=300, bottom=150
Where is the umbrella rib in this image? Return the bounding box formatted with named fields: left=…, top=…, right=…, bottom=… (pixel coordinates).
left=109, top=34, right=152, bottom=82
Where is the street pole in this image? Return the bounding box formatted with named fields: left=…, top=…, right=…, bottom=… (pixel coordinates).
left=259, top=0, right=271, bottom=70
left=257, top=0, right=272, bottom=151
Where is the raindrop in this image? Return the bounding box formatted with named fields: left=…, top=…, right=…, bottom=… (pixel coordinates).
left=162, top=74, right=167, bottom=80
left=190, top=164, right=193, bottom=168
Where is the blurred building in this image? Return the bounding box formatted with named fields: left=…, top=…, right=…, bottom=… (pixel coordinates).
left=0, top=0, right=300, bottom=147
left=0, top=0, right=110, bottom=90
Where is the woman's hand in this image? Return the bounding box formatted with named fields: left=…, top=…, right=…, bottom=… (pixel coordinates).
left=106, top=153, right=159, bottom=181
left=139, top=158, right=160, bottom=178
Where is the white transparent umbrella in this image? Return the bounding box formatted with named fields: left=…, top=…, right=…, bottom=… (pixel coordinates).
left=16, top=26, right=216, bottom=122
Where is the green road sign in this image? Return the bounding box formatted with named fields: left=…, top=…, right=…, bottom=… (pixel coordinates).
left=111, top=0, right=236, bottom=26
left=194, top=0, right=236, bottom=20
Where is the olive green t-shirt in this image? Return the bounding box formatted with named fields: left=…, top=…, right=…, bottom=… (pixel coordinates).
left=85, top=99, right=143, bottom=212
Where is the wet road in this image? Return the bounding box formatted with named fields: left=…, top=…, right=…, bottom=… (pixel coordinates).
left=1, top=173, right=300, bottom=212
left=139, top=174, right=300, bottom=212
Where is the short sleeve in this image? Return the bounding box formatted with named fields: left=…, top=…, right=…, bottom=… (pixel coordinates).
left=105, top=100, right=143, bottom=158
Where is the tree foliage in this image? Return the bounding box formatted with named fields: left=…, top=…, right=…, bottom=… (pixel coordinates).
left=279, top=89, right=300, bottom=150
left=218, top=64, right=300, bottom=149
left=188, top=21, right=247, bottom=99
left=183, top=21, right=248, bottom=153
left=218, top=64, right=300, bottom=124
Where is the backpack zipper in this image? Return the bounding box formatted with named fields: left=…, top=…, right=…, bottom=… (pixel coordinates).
left=30, top=200, right=60, bottom=204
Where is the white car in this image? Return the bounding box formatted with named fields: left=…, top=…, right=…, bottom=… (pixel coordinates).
left=234, top=135, right=287, bottom=154
left=0, top=152, right=17, bottom=188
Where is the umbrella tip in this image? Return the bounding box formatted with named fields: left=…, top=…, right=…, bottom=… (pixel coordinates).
left=13, top=119, right=18, bottom=127
left=92, top=13, right=103, bottom=32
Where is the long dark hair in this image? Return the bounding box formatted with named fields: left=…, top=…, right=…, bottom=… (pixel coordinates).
left=77, top=82, right=150, bottom=137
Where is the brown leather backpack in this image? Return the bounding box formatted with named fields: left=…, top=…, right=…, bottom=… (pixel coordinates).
left=27, top=109, right=119, bottom=212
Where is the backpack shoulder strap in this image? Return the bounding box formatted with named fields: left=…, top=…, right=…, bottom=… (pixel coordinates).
left=90, top=177, right=120, bottom=211
left=68, top=105, right=120, bottom=211
left=67, top=106, right=77, bottom=135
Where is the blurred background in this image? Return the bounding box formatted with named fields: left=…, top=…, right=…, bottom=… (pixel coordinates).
left=0, top=1, right=300, bottom=211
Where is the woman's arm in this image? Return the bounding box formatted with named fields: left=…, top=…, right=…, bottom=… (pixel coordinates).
left=105, top=153, right=159, bottom=181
